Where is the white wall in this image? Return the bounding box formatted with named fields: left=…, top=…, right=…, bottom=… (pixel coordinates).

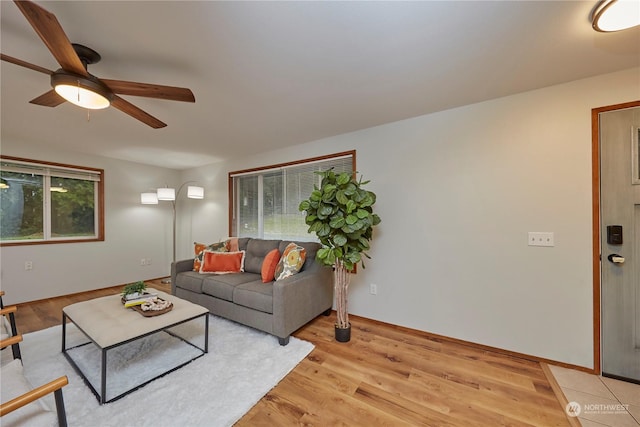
left=185, top=67, right=639, bottom=369
left=2, top=68, right=638, bottom=368
left=0, top=146, right=181, bottom=304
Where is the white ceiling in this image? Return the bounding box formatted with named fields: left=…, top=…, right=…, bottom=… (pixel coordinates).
left=1, top=1, right=639, bottom=170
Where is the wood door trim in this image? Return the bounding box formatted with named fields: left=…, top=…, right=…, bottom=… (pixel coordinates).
left=591, top=100, right=640, bottom=375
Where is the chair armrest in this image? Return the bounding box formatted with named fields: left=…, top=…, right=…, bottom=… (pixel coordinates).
left=171, top=259, right=195, bottom=294
left=0, top=306, right=17, bottom=317
left=0, top=376, right=68, bottom=417
left=0, top=334, right=22, bottom=350
left=0, top=308, right=21, bottom=359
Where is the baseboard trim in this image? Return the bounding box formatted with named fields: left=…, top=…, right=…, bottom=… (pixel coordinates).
left=346, top=312, right=597, bottom=375
left=13, top=277, right=167, bottom=309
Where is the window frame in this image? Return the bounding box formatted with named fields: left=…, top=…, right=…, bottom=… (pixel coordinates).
left=228, top=150, right=356, bottom=238
left=0, top=155, right=105, bottom=246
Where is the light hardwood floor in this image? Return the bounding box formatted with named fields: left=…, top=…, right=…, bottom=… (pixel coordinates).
left=13, top=280, right=572, bottom=426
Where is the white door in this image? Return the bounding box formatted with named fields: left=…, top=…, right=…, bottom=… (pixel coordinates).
left=600, top=106, right=640, bottom=383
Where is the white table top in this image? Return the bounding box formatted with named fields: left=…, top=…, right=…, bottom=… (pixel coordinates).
left=63, top=288, right=208, bottom=348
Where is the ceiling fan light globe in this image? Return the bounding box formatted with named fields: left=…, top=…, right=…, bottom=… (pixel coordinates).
left=592, top=0, right=640, bottom=32
left=51, top=71, right=113, bottom=110
left=54, top=84, right=110, bottom=109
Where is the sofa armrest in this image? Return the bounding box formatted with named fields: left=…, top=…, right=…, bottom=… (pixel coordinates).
left=171, top=259, right=195, bottom=295
left=272, top=261, right=333, bottom=338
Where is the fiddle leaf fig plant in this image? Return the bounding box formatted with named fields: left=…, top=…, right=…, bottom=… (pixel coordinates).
left=299, top=169, right=381, bottom=333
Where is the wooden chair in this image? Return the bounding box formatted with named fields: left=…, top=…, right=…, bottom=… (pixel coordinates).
left=0, top=291, right=69, bottom=427
left=0, top=291, right=21, bottom=360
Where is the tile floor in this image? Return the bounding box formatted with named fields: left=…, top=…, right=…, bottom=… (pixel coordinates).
left=549, top=365, right=640, bottom=426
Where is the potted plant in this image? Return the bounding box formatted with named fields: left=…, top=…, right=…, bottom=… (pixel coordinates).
left=122, top=281, right=147, bottom=300
left=299, top=169, right=381, bottom=342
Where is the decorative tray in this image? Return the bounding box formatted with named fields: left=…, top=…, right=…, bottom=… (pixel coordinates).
left=129, top=297, right=173, bottom=317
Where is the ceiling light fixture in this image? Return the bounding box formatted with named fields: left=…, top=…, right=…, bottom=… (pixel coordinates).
left=51, top=71, right=113, bottom=109
left=592, top=0, right=640, bottom=32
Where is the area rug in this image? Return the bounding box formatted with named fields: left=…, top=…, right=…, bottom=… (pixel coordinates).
left=7, top=315, right=314, bottom=427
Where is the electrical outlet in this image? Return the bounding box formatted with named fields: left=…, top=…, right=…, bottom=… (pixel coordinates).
left=528, top=232, right=554, bottom=247
left=140, top=258, right=146, bottom=266
left=24, top=261, right=33, bottom=270
left=146, top=258, right=152, bottom=265
left=370, top=283, right=377, bottom=295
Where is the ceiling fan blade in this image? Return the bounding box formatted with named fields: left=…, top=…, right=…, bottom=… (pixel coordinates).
left=14, top=0, right=88, bottom=76
left=1, top=53, right=53, bottom=75
left=29, top=90, right=65, bottom=107
left=111, top=96, right=167, bottom=129
left=101, top=79, right=196, bottom=103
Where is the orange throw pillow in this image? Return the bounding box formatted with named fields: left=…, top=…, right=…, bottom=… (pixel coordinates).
left=193, top=242, right=208, bottom=271
left=261, top=249, right=281, bottom=283
left=200, top=251, right=245, bottom=274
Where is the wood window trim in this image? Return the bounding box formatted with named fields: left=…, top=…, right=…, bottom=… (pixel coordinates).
left=0, top=155, right=105, bottom=246
left=227, top=150, right=356, bottom=237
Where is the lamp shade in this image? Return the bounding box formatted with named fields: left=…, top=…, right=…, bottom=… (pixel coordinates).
left=592, top=0, right=640, bottom=32
left=187, top=186, right=204, bottom=199
left=157, top=187, right=176, bottom=201
left=141, top=192, right=159, bottom=204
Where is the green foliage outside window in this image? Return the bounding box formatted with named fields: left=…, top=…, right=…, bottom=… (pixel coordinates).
left=1, top=165, right=98, bottom=243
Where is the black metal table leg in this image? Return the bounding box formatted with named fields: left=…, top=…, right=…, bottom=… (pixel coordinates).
left=101, top=348, right=107, bottom=404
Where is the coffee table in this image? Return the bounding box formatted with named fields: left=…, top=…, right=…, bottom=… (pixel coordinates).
left=61, top=288, right=208, bottom=404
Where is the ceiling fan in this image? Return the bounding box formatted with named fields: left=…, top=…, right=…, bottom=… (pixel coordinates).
left=1, top=0, right=195, bottom=129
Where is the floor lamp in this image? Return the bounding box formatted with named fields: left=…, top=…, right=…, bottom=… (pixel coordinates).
left=141, top=182, right=204, bottom=283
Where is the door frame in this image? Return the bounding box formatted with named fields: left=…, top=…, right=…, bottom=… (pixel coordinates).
left=591, top=100, right=640, bottom=374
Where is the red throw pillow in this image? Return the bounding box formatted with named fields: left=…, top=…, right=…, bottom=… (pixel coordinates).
left=200, top=251, right=245, bottom=274
left=261, top=249, right=281, bottom=283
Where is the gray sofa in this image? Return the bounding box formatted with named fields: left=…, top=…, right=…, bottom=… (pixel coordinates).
left=171, top=238, right=333, bottom=345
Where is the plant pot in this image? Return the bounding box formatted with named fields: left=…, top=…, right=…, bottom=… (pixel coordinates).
left=335, top=323, right=351, bottom=342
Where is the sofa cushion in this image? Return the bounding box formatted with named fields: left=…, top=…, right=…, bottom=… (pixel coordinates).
left=200, top=251, right=245, bottom=274
left=233, top=280, right=274, bottom=314
left=244, top=239, right=282, bottom=274
left=201, top=273, right=261, bottom=302
left=261, top=249, right=281, bottom=283
left=175, top=271, right=207, bottom=293
left=237, top=238, right=251, bottom=252
left=275, top=243, right=306, bottom=281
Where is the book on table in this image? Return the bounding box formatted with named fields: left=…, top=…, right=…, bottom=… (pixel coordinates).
left=123, top=294, right=158, bottom=308
left=123, top=292, right=157, bottom=301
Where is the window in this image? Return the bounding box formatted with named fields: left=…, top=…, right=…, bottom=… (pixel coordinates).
left=0, top=156, right=104, bottom=245
left=230, top=151, right=355, bottom=241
